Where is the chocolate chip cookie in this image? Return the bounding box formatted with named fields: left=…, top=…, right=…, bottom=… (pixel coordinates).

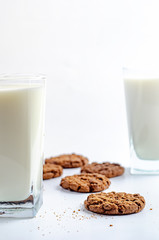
left=60, top=173, right=111, bottom=193
left=45, top=154, right=88, bottom=168
left=84, top=191, right=145, bottom=215
left=43, top=163, right=63, bottom=180
left=81, top=162, right=124, bottom=178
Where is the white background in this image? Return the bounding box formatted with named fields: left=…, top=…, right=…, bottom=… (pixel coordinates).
left=1, top=0, right=159, bottom=165
left=0, top=1, right=159, bottom=239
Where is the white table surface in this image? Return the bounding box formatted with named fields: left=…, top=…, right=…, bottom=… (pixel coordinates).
left=0, top=167, right=159, bottom=240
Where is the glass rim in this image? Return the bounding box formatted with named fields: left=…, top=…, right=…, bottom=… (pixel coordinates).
left=0, top=74, right=46, bottom=82
left=123, top=67, right=159, bottom=79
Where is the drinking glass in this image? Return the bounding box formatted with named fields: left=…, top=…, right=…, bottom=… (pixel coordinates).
left=123, top=68, right=159, bottom=174
left=0, top=75, right=46, bottom=217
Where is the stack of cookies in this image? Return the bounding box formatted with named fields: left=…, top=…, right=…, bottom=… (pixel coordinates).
left=43, top=153, right=145, bottom=215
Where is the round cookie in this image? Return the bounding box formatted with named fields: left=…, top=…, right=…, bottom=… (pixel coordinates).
left=45, top=154, right=88, bottom=168
left=84, top=191, right=145, bottom=215
left=60, top=173, right=111, bottom=193
left=81, top=162, right=124, bottom=178
left=43, top=163, right=63, bottom=180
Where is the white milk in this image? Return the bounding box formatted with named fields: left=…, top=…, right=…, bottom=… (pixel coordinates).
left=0, top=85, right=44, bottom=201
left=124, top=78, right=159, bottom=160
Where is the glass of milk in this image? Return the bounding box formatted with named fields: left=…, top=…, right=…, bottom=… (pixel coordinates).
left=0, top=75, right=45, bottom=217
left=123, top=68, right=159, bottom=174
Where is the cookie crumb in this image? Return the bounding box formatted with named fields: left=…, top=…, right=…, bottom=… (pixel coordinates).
left=109, top=224, right=113, bottom=227
left=150, top=208, right=152, bottom=210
